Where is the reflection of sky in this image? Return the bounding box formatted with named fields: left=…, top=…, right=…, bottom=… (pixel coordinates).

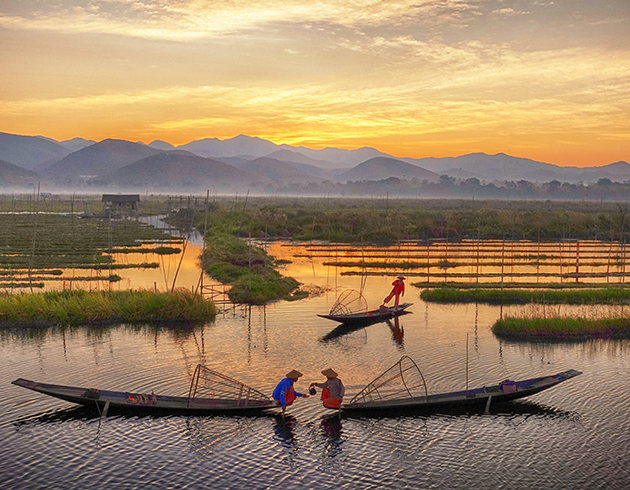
left=37, top=238, right=630, bottom=294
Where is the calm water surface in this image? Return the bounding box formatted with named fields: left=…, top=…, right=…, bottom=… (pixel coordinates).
left=1, top=241, right=629, bottom=489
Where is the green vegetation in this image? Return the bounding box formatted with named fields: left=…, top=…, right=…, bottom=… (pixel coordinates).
left=187, top=196, right=630, bottom=244
left=420, top=287, right=630, bottom=305
left=492, top=316, right=630, bottom=339
left=0, top=195, right=180, bottom=289
left=0, top=289, right=216, bottom=327
left=200, top=231, right=299, bottom=304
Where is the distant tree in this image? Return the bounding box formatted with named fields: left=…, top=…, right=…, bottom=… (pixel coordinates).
left=439, top=174, right=456, bottom=187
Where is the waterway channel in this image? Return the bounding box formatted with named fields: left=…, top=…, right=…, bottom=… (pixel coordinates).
left=1, top=241, right=629, bottom=489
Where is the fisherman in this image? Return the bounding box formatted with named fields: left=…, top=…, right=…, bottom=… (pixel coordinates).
left=309, top=368, right=345, bottom=409
left=382, top=275, right=405, bottom=307
left=273, top=369, right=309, bottom=413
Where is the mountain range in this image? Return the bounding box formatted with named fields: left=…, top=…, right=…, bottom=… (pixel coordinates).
left=0, top=131, right=628, bottom=194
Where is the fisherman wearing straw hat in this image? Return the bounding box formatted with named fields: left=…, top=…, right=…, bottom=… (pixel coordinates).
left=273, top=369, right=309, bottom=413
left=381, top=275, right=405, bottom=308
left=309, top=368, right=345, bottom=409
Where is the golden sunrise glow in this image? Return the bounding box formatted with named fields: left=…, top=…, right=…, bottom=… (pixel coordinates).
left=1, top=0, right=629, bottom=166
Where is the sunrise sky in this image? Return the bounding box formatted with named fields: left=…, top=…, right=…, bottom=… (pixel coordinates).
left=1, top=0, right=628, bottom=166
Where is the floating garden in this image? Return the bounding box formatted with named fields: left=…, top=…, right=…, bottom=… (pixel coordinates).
left=0, top=195, right=181, bottom=290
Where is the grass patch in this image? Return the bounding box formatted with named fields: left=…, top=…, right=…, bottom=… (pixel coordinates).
left=0, top=289, right=216, bottom=327
left=200, top=231, right=301, bottom=305
left=421, top=287, right=630, bottom=305
left=492, top=316, right=630, bottom=339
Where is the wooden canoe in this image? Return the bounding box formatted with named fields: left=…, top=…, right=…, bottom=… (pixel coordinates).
left=339, top=369, right=582, bottom=413
left=318, top=302, right=413, bottom=324
left=12, top=366, right=279, bottom=415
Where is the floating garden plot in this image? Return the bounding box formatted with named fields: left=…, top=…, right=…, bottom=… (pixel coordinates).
left=0, top=213, right=181, bottom=289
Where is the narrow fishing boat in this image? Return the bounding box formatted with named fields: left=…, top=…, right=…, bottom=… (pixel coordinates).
left=12, top=364, right=278, bottom=415
left=340, top=356, right=582, bottom=413
left=318, top=288, right=413, bottom=324
left=318, top=303, right=413, bottom=324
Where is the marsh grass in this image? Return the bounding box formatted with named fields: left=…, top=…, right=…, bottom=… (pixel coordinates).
left=491, top=303, right=630, bottom=338
left=421, top=287, right=630, bottom=305
left=0, top=289, right=216, bottom=327
left=200, top=232, right=300, bottom=304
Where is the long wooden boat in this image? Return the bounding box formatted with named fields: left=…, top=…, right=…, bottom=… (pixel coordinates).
left=337, top=355, right=581, bottom=414
left=12, top=365, right=278, bottom=415
left=341, top=369, right=582, bottom=414
left=318, top=302, right=413, bottom=324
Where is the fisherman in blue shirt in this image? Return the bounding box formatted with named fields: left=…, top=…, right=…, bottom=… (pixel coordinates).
left=273, top=369, right=309, bottom=413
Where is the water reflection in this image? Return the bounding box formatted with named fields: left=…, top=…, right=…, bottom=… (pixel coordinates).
left=4, top=240, right=630, bottom=490
left=273, top=414, right=300, bottom=467
left=386, top=317, right=404, bottom=348
left=318, top=414, right=345, bottom=462
left=320, top=312, right=411, bottom=343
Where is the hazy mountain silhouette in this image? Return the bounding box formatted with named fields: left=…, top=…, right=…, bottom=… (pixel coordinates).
left=178, top=134, right=278, bottom=159
left=178, top=135, right=389, bottom=168
left=265, top=149, right=348, bottom=170
left=570, top=161, right=630, bottom=183
left=0, top=132, right=71, bottom=170
left=0, top=158, right=39, bottom=186
left=1, top=131, right=629, bottom=188
left=58, top=137, right=96, bottom=152
left=148, top=140, right=176, bottom=151
left=238, top=157, right=329, bottom=183
left=339, top=157, right=440, bottom=182
left=42, top=139, right=161, bottom=177
left=287, top=145, right=388, bottom=167
left=399, top=152, right=630, bottom=183
left=91, top=152, right=270, bottom=191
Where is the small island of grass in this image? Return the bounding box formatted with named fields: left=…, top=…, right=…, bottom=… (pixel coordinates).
left=200, top=231, right=300, bottom=305
left=492, top=316, right=630, bottom=340
left=420, top=286, right=630, bottom=305
left=0, top=289, right=216, bottom=327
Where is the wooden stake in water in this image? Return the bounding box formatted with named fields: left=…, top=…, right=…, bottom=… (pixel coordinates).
left=466, top=333, right=469, bottom=391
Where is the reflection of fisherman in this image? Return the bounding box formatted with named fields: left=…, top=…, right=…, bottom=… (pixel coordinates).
left=382, top=275, right=405, bottom=307
left=273, top=369, right=309, bottom=413
left=310, top=368, right=345, bottom=409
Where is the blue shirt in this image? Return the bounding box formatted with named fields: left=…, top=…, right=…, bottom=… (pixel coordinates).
left=272, top=378, right=303, bottom=407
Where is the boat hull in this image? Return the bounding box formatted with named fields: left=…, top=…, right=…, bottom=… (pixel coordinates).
left=318, top=303, right=413, bottom=324
left=12, top=378, right=278, bottom=415
left=340, top=369, right=582, bottom=413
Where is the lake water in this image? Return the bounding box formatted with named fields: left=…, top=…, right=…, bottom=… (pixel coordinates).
left=1, top=241, right=630, bottom=489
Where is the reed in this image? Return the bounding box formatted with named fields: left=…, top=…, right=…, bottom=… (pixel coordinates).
left=0, top=289, right=216, bottom=327
left=492, top=316, right=630, bottom=338
left=421, top=287, right=630, bottom=305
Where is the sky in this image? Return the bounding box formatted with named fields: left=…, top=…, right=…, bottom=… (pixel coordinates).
left=1, top=0, right=629, bottom=167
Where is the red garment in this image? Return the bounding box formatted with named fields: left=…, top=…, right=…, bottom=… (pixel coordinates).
left=320, top=387, right=342, bottom=409
left=285, top=385, right=297, bottom=406
left=383, top=279, right=405, bottom=306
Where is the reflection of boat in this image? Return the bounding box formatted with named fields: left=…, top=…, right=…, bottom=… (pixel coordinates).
left=318, top=303, right=413, bottom=324
left=321, top=311, right=410, bottom=341
left=12, top=365, right=278, bottom=415
left=340, top=356, right=582, bottom=414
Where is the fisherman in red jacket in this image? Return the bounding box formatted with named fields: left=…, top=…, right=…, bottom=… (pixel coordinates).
left=382, top=276, right=405, bottom=307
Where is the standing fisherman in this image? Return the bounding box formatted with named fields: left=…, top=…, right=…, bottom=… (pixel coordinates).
left=382, top=276, right=405, bottom=307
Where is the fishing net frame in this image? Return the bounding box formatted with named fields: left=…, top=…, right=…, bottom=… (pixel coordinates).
left=349, top=355, right=429, bottom=405
left=329, top=289, right=368, bottom=316
left=188, top=364, right=272, bottom=407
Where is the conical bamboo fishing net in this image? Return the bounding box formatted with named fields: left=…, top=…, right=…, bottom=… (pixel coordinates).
left=187, top=365, right=272, bottom=406
left=329, top=289, right=368, bottom=316
left=349, top=356, right=428, bottom=405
